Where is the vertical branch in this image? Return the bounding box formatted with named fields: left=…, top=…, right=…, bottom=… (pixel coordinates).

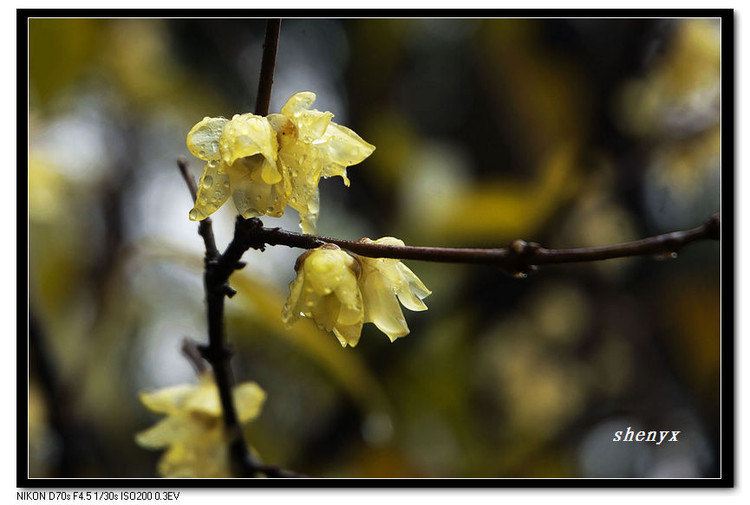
left=255, top=19, right=281, bottom=117
left=181, top=19, right=298, bottom=478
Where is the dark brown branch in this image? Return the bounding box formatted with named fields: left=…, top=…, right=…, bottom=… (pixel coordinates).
left=178, top=19, right=301, bottom=479
left=230, top=213, right=720, bottom=277
left=254, top=19, right=281, bottom=117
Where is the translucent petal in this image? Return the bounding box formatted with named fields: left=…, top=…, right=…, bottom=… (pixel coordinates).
left=321, top=163, right=350, bottom=186
left=227, top=156, right=289, bottom=219
left=314, top=294, right=341, bottom=332
left=219, top=114, right=280, bottom=182
left=189, top=160, right=232, bottom=221
left=135, top=416, right=186, bottom=449
left=187, top=117, right=227, bottom=161
left=334, top=270, right=364, bottom=325
left=281, top=152, right=322, bottom=234
left=333, top=322, right=363, bottom=348
left=396, top=263, right=431, bottom=308
left=280, top=91, right=317, bottom=116
left=361, top=268, right=410, bottom=341
left=294, top=110, right=334, bottom=142
left=281, top=269, right=305, bottom=325
left=319, top=122, right=376, bottom=168
left=138, top=385, right=195, bottom=414
left=360, top=237, right=431, bottom=312
left=233, top=383, right=266, bottom=423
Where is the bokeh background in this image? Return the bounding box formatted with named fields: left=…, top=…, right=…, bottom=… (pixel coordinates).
left=28, top=17, right=722, bottom=478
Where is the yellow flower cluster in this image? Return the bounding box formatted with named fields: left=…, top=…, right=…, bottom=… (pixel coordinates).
left=282, top=238, right=431, bottom=347
left=187, top=92, right=375, bottom=234
left=135, top=373, right=265, bottom=478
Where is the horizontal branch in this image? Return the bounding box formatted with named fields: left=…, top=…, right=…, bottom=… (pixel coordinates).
left=231, top=213, right=719, bottom=276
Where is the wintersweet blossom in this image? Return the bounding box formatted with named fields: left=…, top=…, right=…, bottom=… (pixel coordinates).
left=281, top=244, right=365, bottom=347
left=282, top=239, right=431, bottom=347
left=186, top=92, right=375, bottom=233
left=356, top=237, right=432, bottom=341
left=135, top=372, right=265, bottom=477
left=267, top=92, right=376, bottom=233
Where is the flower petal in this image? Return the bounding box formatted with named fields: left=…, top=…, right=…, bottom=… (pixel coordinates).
left=189, top=160, right=232, bottom=221
left=135, top=416, right=187, bottom=449
left=219, top=114, right=279, bottom=180
left=233, top=382, right=266, bottom=424
left=361, top=268, right=410, bottom=341
left=184, top=378, right=222, bottom=418
left=187, top=117, right=227, bottom=161
left=281, top=269, right=305, bottom=326
left=294, top=110, right=334, bottom=142
left=395, top=263, right=431, bottom=311
left=320, top=122, right=376, bottom=171
left=227, top=156, right=289, bottom=219
left=333, top=322, right=363, bottom=348
left=138, top=385, right=196, bottom=414
left=281, top=91, right=317, bottom=116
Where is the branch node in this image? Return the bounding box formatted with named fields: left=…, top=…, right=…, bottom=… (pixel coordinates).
left=198, top=344, right=233, bottom=364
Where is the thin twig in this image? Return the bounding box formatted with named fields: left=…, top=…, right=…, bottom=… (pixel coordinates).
left=230, top=213, right=720, bottom=276
left=181, top=338, right=207, bottom=375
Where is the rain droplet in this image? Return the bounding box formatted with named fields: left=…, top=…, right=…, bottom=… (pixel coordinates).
left=653, top=252, right=678, bottom=261
left=513, top=272, right=528, bottom=279
left=189, top=209, right=200, bottom=220
left=202, top=175, right=213, bottom=188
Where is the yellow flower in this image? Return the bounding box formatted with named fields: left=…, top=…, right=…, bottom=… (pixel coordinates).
left=281, top=244, right=365, bottom=347
left=268, top=92, right=376, bottom=233
left=135, top=372, right=265, bottom=478
left=282, top=238, right=431, bottom=347
left=357, top=237, right=432, bottom=341
left=187, top=92, right=375, bottom=234
left=187, top=114, right=285, bottom=221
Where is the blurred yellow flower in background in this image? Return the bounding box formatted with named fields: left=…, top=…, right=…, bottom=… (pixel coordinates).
left=187, top=91, right=375, bottom=233
left=282, top=239, right=430, bottom=347
left=135, top=373, right=265, bottom=478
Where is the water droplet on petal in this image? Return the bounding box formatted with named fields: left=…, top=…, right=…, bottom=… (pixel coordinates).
left=513, top=272, right=527, bottom=279
left=203, top=175, right=213, bottom=188
left=189, top=209, right=200, bottom=220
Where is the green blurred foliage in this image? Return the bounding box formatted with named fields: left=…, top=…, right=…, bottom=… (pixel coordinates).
left=28, top=18, right=721, bottom=478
